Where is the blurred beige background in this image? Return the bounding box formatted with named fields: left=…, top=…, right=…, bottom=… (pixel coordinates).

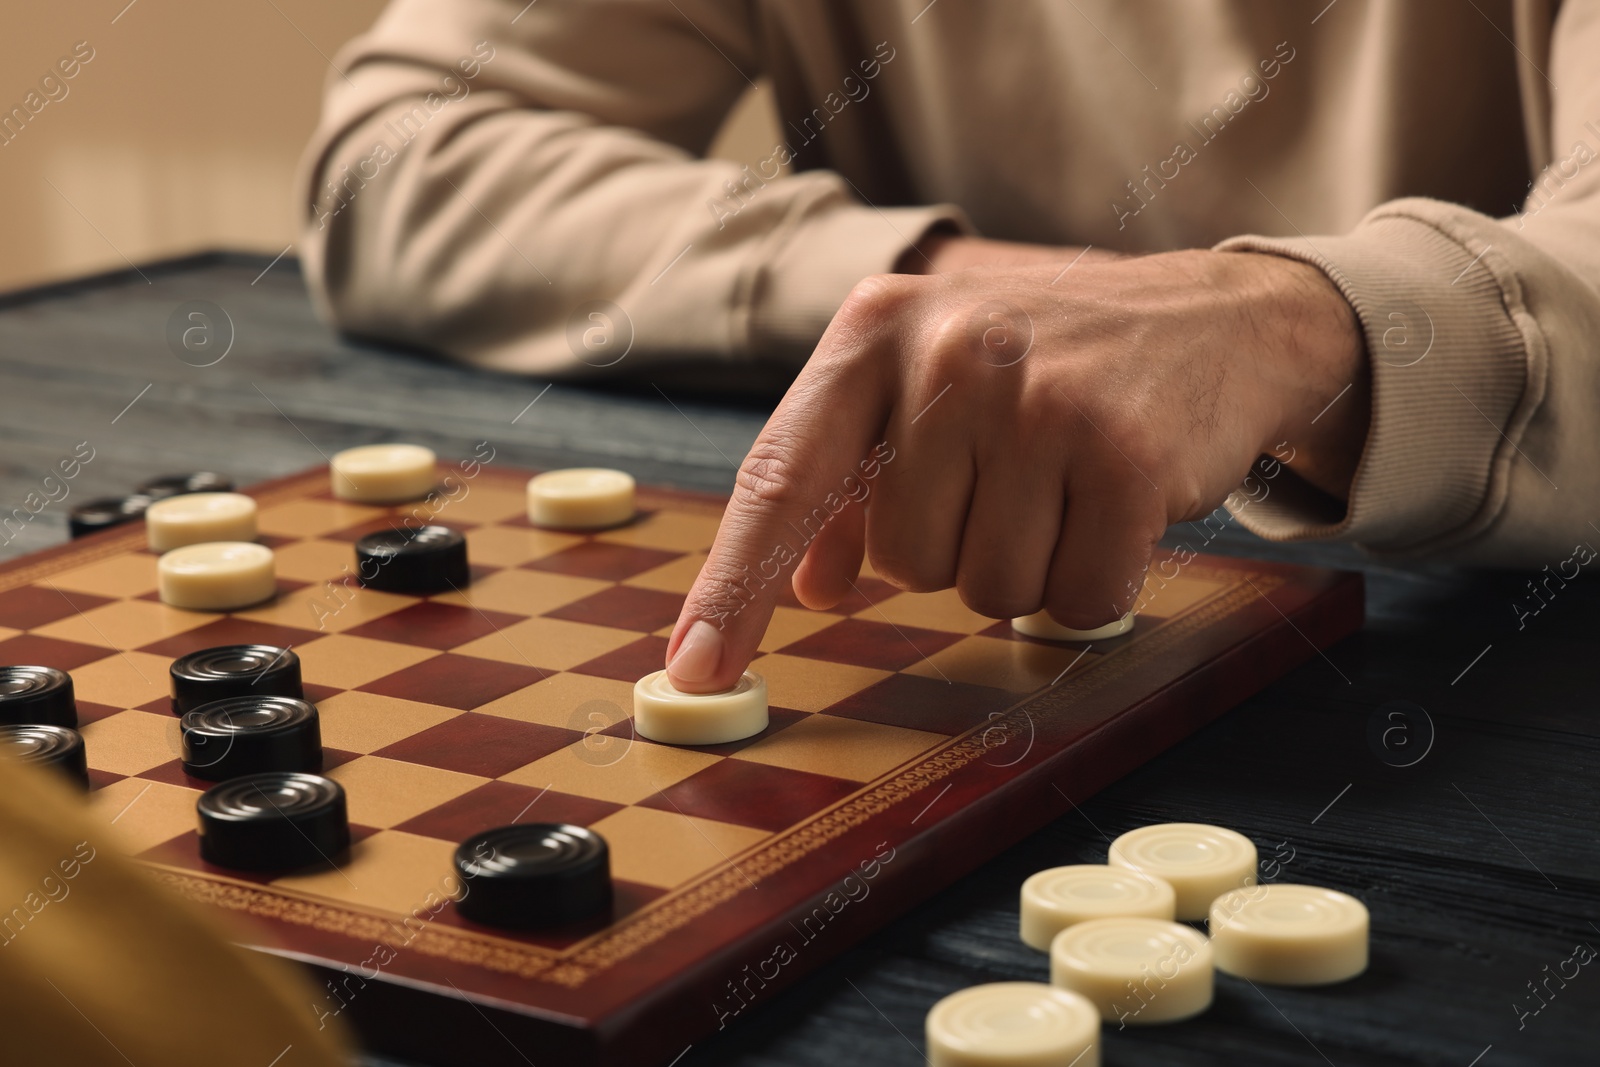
left=0, top=0, right=776, bottom=292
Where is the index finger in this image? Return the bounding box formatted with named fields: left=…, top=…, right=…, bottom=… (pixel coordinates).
left=664, top=343, right=891, bottom=693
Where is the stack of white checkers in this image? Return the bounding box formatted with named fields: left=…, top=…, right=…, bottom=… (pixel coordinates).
left=147, top=490, right=274, bottom=611
left=925, top=822, right=1370, bottom=1065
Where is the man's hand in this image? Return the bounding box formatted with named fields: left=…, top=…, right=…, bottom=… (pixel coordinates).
left=664, top=249, right=1368, bottom=692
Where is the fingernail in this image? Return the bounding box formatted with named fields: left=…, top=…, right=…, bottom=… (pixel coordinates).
left=668, top=619, right=723, bottom=687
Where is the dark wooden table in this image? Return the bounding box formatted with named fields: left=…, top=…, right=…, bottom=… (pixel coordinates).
left=2, top=253, right=1594, bottom=1067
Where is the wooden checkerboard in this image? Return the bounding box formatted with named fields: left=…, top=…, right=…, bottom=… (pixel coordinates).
left=0, top=464, right=1362, bottom=1066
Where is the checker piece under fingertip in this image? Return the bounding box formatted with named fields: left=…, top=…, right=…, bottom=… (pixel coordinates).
left=632, top=669, right=768, bottom=746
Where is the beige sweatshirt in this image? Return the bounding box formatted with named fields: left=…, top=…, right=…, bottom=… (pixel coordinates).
left=297, top=0, right=1600, bottom=566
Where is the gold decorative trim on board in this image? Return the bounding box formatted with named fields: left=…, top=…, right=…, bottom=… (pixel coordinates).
left=153, top=871, right=560, bottom=979
left=154, top=573, right=1280, bottom=986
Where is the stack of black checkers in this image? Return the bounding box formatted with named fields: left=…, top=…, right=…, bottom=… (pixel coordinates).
left=169, top=644, right=349, bottom=872
left=0, top=665, right=85, bottom=789
left=68, top=471, right=232, bottom=538
left=356, top=524, right=469, bottom=594
left=454, top=824, right=613, bottom=929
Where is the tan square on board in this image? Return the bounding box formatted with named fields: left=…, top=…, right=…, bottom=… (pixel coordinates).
left=314, top=691, right=463, bottom=753
left=271, top=539, right=361, bottom=583
left=596, top=510, right=722, bottom=553
left=863, top=589, right=994, bottom=635
left=45, top=554, right=160, bottom=599
left=32, top=599, right=212, bottom=650
left=324, top=756, right=488, bottom=828
left=464, top=525, right=583, bottom=568
left=431, top=568, right=609, bottom=617
left=1136, top=574, right=1229, bottom=619
left=256, top=499, right=384, bottom=538
left=295, top=633, right=439, bottom=690
left=623, top=553, right=708, bottom=595
left=274, top=829, right=460, bottom=915
left=91, top=778, right=203, bottom=856
left=430, top=484, right=526, bottom=526
left=476, top=672, right=636, bottom=731
left=588, top=806, right=768, bottom=890
left=235, top=582, right=417, bottom=634
left=454, top=617, right=639, bottom=672
left=70, top=650, right=171, bottom=708
left=81, top=710, right=182, bottom=776
left=501, top=738, right=722, bottom=805
left=757, top=606, right=844, bottom=653
left=734, top=714, right=945, bottom=783
left=904, top=635, right=1096, bottom=693
left=754, top=654, right=889, bottom=712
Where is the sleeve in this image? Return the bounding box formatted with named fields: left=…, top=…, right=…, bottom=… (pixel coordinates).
left=294, top=0, right=965, bottom=377
left=0, top=758, right=352, bottom=1066
left=1215, top=4, right=1600, bottom=566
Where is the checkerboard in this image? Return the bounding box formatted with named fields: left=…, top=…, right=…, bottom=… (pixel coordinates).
left=0, top=463, right=1363, bottom=1066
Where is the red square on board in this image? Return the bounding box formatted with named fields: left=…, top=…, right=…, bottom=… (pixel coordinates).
left=358, top=653, right=547, bottom=711
left=346, top=602, right=526, bottom=651
left=522, top=542, right=682, bottom=582
left=638, top=759, right=858, bottom=833
left=822, top=673, right=1016, bottom=735
left=396, top=780, right=624, bottom=842
left=777, top=617, right=962, bottom=672
left=569, top=636, right=671, bottom=682
left=138, top=617, right=322, bottom=659
left=0, top=586, right=113, bottom=630
left=374, top=714, right=582, bottom=778
left=546, top=586, right=684, bottom=633
left=0, top=633, right=112, bottom=672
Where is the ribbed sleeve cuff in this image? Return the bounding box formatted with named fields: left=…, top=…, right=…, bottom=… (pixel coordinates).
left=741, top=198, right=970, bottom=365
left=1217, top=203, right=1531, bottom=555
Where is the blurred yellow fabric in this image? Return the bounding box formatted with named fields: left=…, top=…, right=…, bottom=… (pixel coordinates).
left=0, top=755, right=352, bottom=1066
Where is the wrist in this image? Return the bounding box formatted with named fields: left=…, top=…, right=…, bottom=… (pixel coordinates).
left=1230, top=251, right=1370, bottom=500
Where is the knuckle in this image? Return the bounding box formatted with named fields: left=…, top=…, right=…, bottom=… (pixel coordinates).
left=734, top=436, right=807, bottom=510
left=838, top=273, right=913, bottom=323
left=684, top=556, right=774, bottom=623
left=924, top=310, right=975, bottom=373
left=867, top=548, right=951, bottom=594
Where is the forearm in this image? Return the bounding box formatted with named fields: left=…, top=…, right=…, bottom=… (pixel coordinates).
left=297, top=0, right=968, bottom=374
